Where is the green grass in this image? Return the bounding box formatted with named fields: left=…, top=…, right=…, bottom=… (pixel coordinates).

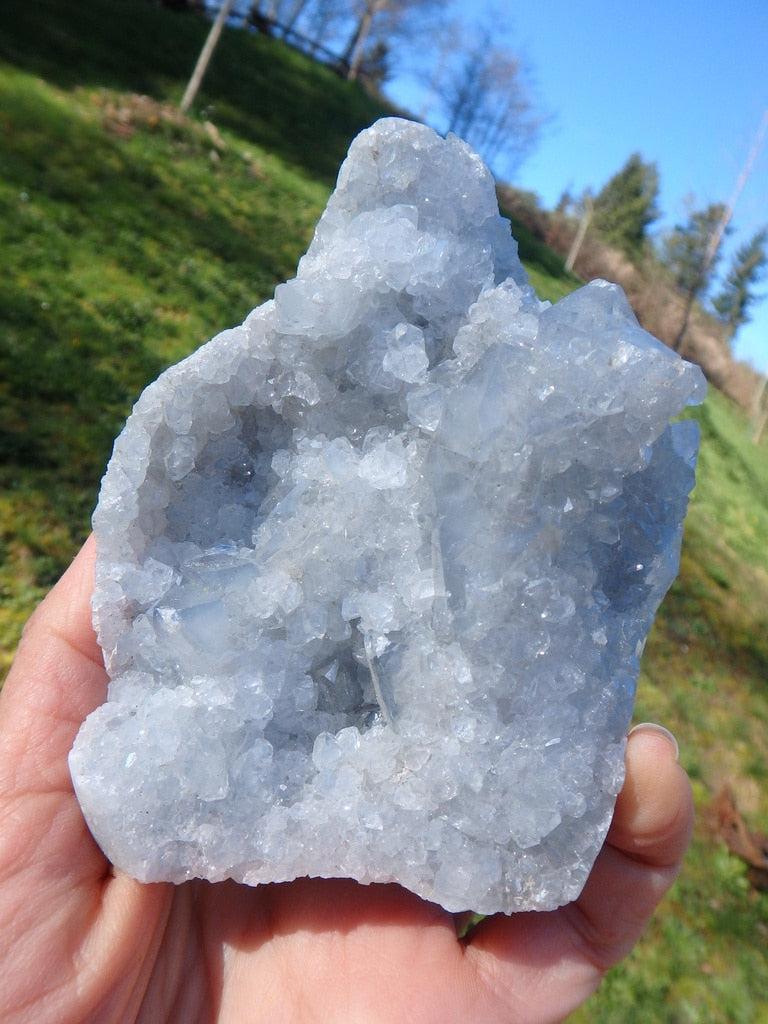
left=504, top=209, right=583, bottom=301
left=0, top=63, right=332, bottom=664
left=0, top=0, right=390, bottom=186
left=1, top=3, right=767, bottom=1020
left=0, top=0, right=392, bottom=668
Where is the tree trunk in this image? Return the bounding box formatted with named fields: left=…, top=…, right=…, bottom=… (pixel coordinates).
left=448, top=81, right=479, bottom=137
left=343, top=1, right=381, bottom=81
left=180, top=0, right=237, bottom=114
left=672, top=287, right=697, bottom=353
left=565, top=198, right=592, bottom=274
left=285, top=0, right=310, bottom=31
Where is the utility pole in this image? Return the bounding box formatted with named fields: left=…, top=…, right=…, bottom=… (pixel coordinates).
left=674, top=109, right=768, bottom=353
left=753, top=402, right=768, bottom=445
left=752, top=371, right=768, bottom=444
left=706, top=109, right=768, bottom=271
left=565, top=196, right=592, bottom=274
left=180, top=0, right=237, bottom=115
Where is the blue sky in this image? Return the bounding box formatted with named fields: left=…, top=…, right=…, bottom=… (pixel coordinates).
left=384, top=0, right=768, bottom=373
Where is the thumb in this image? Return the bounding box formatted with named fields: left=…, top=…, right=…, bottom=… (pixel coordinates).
left=0, top=536, right=108, bottom=882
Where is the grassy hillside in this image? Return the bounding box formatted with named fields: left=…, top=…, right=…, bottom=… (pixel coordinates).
left=1, top=3, right=767, bottom=1020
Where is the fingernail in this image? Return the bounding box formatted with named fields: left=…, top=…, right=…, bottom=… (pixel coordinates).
left=628, top=722, right=679, bottom=762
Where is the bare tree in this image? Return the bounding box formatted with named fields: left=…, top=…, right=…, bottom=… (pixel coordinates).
left=252, top=0, right=279, bottom=19
left=246, top=0, right=313, bottom=33
left=313, top=0, right=345, bottom=43
left=341, top=0, right=438, bottom=81
left=282, top=0, right=313, bottom=31
left=342, top=0, right=383, bottom=79
left=435, top=24, right=542, bottom=175
left=413, top=17, right=460, bottom=121
left=297, top=0, right=349, bottom=48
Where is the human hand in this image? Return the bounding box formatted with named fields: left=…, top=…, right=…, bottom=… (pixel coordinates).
left=0, top=538, right=693, bottom=1023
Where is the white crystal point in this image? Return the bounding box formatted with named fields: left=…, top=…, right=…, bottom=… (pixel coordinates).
left=69, top=117, right=705, bottom=915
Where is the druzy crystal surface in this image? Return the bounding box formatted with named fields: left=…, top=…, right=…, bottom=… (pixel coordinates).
left=70, top=118, right=705, bottom=914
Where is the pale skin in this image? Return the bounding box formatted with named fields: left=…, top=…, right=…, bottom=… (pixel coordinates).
left=0, top=537, right=693, bottom=1024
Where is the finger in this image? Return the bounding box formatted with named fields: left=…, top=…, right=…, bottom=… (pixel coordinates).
left=563, top=724, right=693, bottom=969
left=465, top=725, right=693, bottom=1023
left=0, top=537, right=110, bottom=893
left=0, top=535, right=106, bottom=798
left=0, top=540, right=173, bottom=1022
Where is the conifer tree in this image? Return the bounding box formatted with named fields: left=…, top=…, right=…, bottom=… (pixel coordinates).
left=663, top=203, right=728, bottom=351
left=592, top=154, right=660, bottom=255
left=713, top=228, right=768, bottom=341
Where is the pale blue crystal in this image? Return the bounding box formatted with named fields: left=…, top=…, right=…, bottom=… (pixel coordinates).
left=69, top=118, right=704, bottom=914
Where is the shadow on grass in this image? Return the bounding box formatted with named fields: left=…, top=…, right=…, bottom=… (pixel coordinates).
left=0, top=67, right=326, bottom=488
left=0, top=0, right=392, bottom=185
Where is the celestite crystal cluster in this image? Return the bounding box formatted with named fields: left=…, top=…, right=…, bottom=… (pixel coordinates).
left=70, top=118, right=705, bottom=915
